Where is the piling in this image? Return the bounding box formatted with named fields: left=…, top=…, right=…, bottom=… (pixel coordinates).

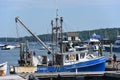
left=110, top=43, right=112, bottom=55
left=98, top=44, right=103, bottom=56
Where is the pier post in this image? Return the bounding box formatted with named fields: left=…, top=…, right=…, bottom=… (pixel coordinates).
left=98, top=44, right=103, bottom=56
left=110, top=43, right=112, bottom=55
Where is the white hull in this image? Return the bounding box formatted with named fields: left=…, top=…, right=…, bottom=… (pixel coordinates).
left=1, top=45, right=16, bottom=50
left=0, top=62, right=7, bottom=75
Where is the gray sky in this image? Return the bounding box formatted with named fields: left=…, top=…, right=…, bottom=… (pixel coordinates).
left=0, top=0, right=120, bottom=37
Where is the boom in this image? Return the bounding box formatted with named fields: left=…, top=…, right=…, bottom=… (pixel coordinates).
left=15, top=17, right=52, bottom=54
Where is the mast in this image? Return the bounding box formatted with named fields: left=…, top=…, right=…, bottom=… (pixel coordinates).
left=51, top=17, right=63, bottom=53
left=51, top=20, right=55, bottom=65
left=51, top=20, right=54, bottom=52
left=51, top=0, right=64, bottom=53
left=15, top=17, right=52, bottom=54
left=55, top=0, right=59, bottom=48
left=60, top=17, right=63, bottom=53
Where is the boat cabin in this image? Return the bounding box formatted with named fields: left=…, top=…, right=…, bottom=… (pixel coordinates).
left=54, top=50, right=95, bottom=66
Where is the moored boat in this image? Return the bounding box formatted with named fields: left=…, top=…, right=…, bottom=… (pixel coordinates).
left=37, top=51, right=106, bottom=72
left=1, top=44, right=16, bottom=50
left=105, top=35, right=120, bottom=52
left=84, top=33, right=101, bottom=51
left=11, top=17, right=106, bottom=74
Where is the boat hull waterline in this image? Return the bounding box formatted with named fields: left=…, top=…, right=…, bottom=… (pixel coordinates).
left=37, top=57, right=106, bottom=73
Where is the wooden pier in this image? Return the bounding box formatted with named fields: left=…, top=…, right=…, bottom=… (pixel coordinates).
left=1, top=61, right=120, bottom=80
left=17, top=72, right=105, bottom=80
left=30, top=72, right=104, bottom=79
left=0, top=74, right=26, bottom=80
left=105, top=71, right=120, bottom=78
left=0, top=71, right=120, bottom=80
left=18, top=71, right=120, bottom=80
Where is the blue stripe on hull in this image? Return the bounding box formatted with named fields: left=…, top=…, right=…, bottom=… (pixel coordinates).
left=68, top=62, right=105, bottom=72
left=37, top=57, right=106, bottom=73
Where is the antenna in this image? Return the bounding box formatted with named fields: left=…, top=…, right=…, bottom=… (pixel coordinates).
left=55, top=0, right=58, bottom=18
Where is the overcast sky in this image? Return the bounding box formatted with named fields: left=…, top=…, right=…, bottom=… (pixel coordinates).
left=0, top=0, right=120, bottom=37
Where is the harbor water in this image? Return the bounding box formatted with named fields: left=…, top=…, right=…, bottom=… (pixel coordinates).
left=0, top=42, right=51, bottom=74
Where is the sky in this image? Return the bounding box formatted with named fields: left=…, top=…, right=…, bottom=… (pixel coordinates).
left=0, top=0, right=120, bottom=37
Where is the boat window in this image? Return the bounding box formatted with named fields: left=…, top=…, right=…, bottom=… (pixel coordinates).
left=80, top=53, right=85, bottom=59
left=76, top=54, right=79, bottom=60
left=70, top=54, right=75, bottom=60
left=65, top=55, right=69, bottom=60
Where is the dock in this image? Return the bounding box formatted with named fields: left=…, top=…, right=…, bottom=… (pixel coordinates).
left=32, top=72, right=104, bottom=78
left=1, top=62, right=120, bottom=80
left=0, top=74, right=26, bottom=80
left=0, top=71, right=120, bottom=80
left=105, top=71, right=120, bottom=78
left=0, top=61, right=119, bottom=80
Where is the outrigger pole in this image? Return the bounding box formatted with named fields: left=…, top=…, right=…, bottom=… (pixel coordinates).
left=15, top=17, right=52, bottom=54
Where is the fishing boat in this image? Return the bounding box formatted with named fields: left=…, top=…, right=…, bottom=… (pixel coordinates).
left=0, top=62, right=7, bottom=75
left=36, top=50, right=106, bottom=72
left=12, top=17, right=106, bottom=74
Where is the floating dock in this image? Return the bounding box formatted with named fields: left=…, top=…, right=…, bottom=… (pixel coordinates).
left=0, top=74, right=26, bottom=80
left=0, top=71, right=120, bottom=80
left=0, top=61, right=118, bottom=80
left=19, top=71, right=120, bottom=80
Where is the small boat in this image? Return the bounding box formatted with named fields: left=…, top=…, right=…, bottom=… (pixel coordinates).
left=0, top=62, right=7, bottom=75
left=1, top=44, right=16, bottom=50
left=11, top=17, right=106, bottom=74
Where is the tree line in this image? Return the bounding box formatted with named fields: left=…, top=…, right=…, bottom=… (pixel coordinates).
left=0, top=28, right=120, bottom=42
